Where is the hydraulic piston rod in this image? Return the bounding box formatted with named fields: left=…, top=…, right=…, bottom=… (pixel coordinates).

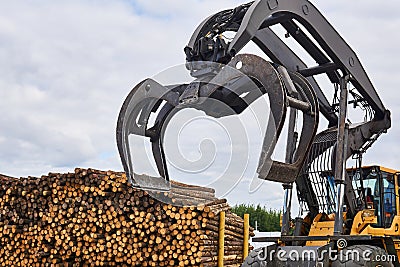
left=334, top=76, right=350, bottom=235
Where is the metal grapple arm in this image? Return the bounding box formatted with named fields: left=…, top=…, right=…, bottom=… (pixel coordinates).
left=183, top=0, right=391, bottom=219
left=116, top=0, right=391, bottom=222
left=116, top=53, right=319, bottom=188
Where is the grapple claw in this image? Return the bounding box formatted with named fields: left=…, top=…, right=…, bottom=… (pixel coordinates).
left=116, top=54, right=319, bottom=190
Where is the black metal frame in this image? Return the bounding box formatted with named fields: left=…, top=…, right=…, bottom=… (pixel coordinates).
left=186, top=0, right=388, bottom=122
left=184, top=0, right=391, bottom=224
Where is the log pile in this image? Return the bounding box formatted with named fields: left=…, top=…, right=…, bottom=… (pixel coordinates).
left=0, top=168, right=253, bottom=267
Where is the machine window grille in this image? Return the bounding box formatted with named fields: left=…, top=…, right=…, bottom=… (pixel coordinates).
left=297, top=131, right=337, bottom=215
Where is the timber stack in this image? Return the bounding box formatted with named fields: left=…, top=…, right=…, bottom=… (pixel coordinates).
left=0, top=169, right=254, bottom=266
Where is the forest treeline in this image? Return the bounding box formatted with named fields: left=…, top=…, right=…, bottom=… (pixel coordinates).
left=232, top=204, right=281, bottom=232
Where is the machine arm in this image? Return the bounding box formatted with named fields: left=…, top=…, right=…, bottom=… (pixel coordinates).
left=186, top=0, right=388, bottom=121
left=253, top=27, right=337, bottom=126
left=117, top=0, right=391, bottom=220
left=185, top=0, right=391, bottom=220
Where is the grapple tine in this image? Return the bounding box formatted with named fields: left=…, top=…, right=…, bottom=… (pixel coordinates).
left=116, top=78, right=179, bottom=189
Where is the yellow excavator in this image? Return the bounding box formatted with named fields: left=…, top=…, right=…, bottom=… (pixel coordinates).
left=115, top=0, right=399, bottom=265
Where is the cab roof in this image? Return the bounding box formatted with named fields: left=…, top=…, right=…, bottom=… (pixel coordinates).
left=347, top=165, right=399, bottom=174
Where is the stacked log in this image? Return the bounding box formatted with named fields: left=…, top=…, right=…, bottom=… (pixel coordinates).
left=0, top=169, right=253, bottom=266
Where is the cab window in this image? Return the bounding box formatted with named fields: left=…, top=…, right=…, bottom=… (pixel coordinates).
left=382, top=172, right=396, bottom=227
left=362, top=170, right=382, bottom=225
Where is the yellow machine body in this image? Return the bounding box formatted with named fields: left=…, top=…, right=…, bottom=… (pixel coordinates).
left=303, top=166, right=400, bottom=259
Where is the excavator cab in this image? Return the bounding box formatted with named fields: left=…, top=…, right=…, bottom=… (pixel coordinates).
left=349, top=166, right=398, bottom=229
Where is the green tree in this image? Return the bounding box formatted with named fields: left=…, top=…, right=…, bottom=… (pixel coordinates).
left=231, top=204, right=281, bottom=232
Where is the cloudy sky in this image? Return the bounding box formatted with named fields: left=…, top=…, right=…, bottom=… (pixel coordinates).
left=1, top=0, right=399, bottom=211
